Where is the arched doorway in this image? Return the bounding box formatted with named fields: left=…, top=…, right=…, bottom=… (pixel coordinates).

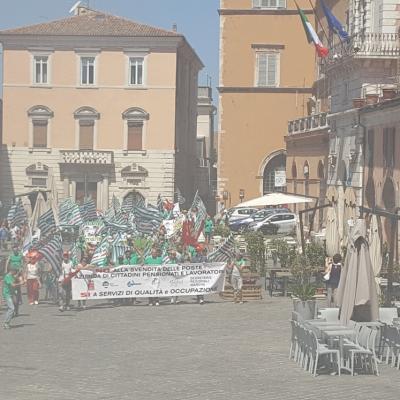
left=262, top=152, right=286, bottom=194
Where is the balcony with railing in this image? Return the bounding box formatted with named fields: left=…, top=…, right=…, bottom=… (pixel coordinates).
left=324, top=32, right=400, bottom=67
left=287, top=112, right=329, bottom=136
left=59, top=150, right=114, bottom=165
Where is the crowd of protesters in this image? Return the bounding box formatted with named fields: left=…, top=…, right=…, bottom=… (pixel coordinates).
left=1, top=210, right=247, bottom=329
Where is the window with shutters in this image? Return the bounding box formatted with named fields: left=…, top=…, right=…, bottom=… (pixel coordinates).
left=79, top=120, right=94, bottom=150
left=256, top=52, right=280, bottom=87
left=127, top=122, right=143, bottom=151
left=253, top=0, right=286, bottom=9
left=74, top=107, right=99, bottom=150
left=27, top=106, right=53, bottom=149
left=32, top=120, right=48, bottom=148
left=122, top=107, right=150, bottom=152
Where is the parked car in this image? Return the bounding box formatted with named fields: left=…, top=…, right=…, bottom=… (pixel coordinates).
left=229, top=208, right=290, bottom=232
left=247, top=213, right=297, bottom=235
left=227, top=207, right=259, bottom=224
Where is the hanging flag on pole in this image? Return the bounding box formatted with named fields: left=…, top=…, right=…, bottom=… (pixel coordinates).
left=320, top=0, right=349, bottom=41
left=296, top=3, right=329, bottom=58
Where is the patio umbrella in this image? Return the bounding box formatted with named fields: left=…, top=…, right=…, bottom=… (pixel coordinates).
left=337, top=186, right=345, bottom=244
left=325, top=206, right=340, bottom=257
left=47, top=168, right=60, bottom=225
left=30, top=192, right=49, bottom=232
left=343, top=188, right=357, bottom=246
left=368, top=215, right=382, bottom=295
left=21, top=196, right=33, bottom=219
left=337, top=219, right=379, bottom=325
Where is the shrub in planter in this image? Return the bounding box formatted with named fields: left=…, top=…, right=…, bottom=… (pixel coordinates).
left=213, top=224, right=231, bottom=238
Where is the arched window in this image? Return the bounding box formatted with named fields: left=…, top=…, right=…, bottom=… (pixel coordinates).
left=27, top=105, right=53, bottom=148
left=74, top=106, right=100, bottom=150
left=303, top=161, right=310, bottom=179
left=338, top=160, right=347, bottom=188
left=291, top=161, right=297, bottom=179
left=122, top=107, right=150, bottom=152
left=262, top=151, right=286, bottom=194
left=317, top=160, right=325, bottom=180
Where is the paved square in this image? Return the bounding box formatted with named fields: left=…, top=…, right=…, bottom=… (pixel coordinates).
left=0, top=294, right=399, bottom=400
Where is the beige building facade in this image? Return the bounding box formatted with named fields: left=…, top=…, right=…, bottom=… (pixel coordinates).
left=0, top=6, right=202, bottom=210
left=217, top=0, right=315, bottom=208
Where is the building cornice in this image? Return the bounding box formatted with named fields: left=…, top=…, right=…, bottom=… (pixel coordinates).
left=218, top=9, right=313, bottom=16
left=218, top=87, right=312, bottom=94
left=0, top=34, right=183, bottom=53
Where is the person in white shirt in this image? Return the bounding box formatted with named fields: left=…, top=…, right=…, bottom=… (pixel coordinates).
left=25, top=251, right=41, bottom=305
left=59, top=251, right=75, bottom=311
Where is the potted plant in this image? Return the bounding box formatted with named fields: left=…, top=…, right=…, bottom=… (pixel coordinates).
left=290, top=242, right=325, bottom=320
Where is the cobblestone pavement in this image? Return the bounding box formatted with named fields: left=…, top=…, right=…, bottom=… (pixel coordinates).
left=0, top=293, right=399, bottom=400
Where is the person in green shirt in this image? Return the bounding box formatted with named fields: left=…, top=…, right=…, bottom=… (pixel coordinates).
left=3, top=269, right=23, bottom=329
left=123, top=250, right=139, bottom=265
left=6, top=246, right=24, bottom=313
left=204, top=215, right=214, bottom=244
left=144, top=248, right=163, bottom=306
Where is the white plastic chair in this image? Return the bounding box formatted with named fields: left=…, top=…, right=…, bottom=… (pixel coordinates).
left=319, top=308, right=339, bottom=323
left=379, top=308, right=398, bottom=325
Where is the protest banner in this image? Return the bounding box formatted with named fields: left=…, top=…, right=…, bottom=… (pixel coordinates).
left=71, top=263, right=226, bottom=300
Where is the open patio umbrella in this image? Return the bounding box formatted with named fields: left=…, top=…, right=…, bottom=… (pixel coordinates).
left=337, top=219, right=379, bottom=325
left=368, top=214, right=382, bottom=295
left=233, top=192, right=314, bottom=208
left=325, top=206, right=340, bottom=257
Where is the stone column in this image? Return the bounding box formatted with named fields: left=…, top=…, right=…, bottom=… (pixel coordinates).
left=63, top=176, right=70, bottom=198
left=71, top=181, right=76, bottom=201
left=97, top=181, right=102, bottom=210
left=102, top=175, right=109, bottom=210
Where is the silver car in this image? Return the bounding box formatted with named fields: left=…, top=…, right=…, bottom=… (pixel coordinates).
left=247, top=213, right=297, bottom=235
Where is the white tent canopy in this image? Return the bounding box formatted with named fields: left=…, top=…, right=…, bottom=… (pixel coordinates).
left=233, top=192, right=315, bottom=208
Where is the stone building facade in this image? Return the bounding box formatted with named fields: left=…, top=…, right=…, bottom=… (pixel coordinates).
left=0, top=6, right=202, bottom=210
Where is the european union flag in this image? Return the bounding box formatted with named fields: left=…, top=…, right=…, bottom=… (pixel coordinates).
left=321, top=0, right=349, bottom=41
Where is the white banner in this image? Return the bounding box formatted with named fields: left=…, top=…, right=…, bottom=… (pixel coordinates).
left=71, top=263, right=226, bottom=300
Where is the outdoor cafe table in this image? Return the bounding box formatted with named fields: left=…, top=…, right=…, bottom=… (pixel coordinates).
left=320, top=328, right=356, bottom=373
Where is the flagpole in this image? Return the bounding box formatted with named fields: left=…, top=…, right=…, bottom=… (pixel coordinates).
left=307, top=0, right=330, bottom=47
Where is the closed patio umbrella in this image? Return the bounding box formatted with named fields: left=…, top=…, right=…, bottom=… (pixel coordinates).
left=30, top=192, right=49, bottom=232
left=343, top=188, right=357, bottom=246
left=336, top=219, right=379, bottom=325
left=368, top=215, right=382, bottom=295
left=325, top=206, right=340, bottom=257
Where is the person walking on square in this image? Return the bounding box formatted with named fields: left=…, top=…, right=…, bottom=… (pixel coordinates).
left=59, top=251, right=75, bottom=311
left=231, top=253, right=245, bottom=304
left=204, top=215, right=214, bottom=245
left=25, top=251, right=41, bottom=305
left=324, top=254, right=342, bottom=308
left=6, top=246, right=24, bottom=310
left=3, top=269, right=24, bottom=329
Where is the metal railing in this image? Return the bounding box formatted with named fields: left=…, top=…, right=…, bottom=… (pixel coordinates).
left=325, top=32, right=400, bottom=65
left=287, top=112, right=328, bottom=135
left=60, top=150, right=114, bottom=164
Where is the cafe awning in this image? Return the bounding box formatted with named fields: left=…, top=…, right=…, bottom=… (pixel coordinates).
left=234, top=192, right=315, bottom=208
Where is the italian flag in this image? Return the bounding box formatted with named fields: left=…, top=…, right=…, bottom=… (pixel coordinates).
left=297, top=6, right=329, bottom=58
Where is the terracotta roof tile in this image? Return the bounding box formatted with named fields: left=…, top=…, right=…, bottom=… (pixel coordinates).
left=0, top=9, right=180, bottom=37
